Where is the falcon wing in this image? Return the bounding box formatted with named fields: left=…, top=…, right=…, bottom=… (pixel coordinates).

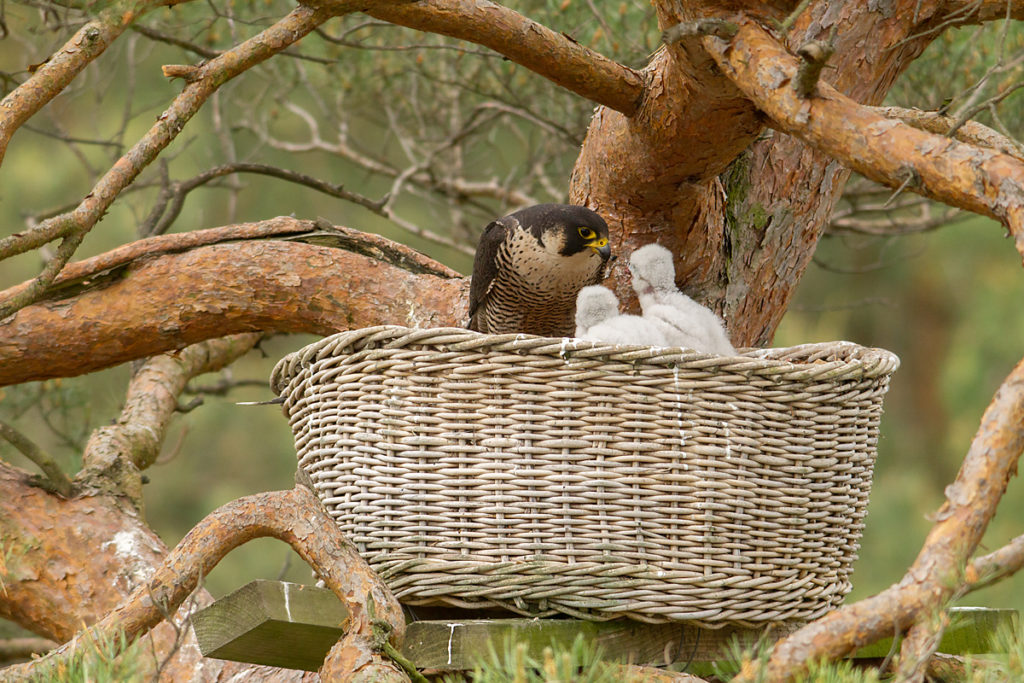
left=468, top=218, right=509, bottom=324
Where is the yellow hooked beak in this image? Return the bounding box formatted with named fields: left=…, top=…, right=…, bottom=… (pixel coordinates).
left=586, top=237, right=610, bottom=259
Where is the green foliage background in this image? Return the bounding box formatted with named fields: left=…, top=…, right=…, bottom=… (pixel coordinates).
left=0, top=0, right=1023, bottom=662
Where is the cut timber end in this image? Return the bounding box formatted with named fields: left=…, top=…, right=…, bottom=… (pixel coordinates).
left=189, top=580, right=1017, bottom=673
left=191, top=580, right=349, bottom=672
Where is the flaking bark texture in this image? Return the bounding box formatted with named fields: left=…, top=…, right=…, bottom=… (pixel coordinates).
left=0, top=463, right=312, bottom=682
left=0, top=219, right=467, bottom=386
left=570, top=0, right=991, bottom=346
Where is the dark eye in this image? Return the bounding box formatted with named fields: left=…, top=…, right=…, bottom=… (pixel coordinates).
left=577, top=227, right=596, bottom=240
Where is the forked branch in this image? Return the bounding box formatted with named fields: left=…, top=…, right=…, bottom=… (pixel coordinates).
left=0, top=486, right=406, bottom=683
left=0, top=4, right=338, bottom=320
left=0, top=0, right=188, bottom=166
left=702, top=20, right=1024, bottom=263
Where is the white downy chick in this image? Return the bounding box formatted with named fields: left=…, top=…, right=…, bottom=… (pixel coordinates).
left=574, top=285, right=671, bottom=346
left=628, top=244, right=736, bottom=355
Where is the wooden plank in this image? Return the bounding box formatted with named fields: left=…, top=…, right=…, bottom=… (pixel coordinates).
left=853, top=606, right=1018, bottom=659
left=400, top=618, right=802, bottom=671
left=189, top=581, right=1017, bottom=673
left=191, top=580, right=349, bottom=672
left=191, top=580, right=801, bottom=671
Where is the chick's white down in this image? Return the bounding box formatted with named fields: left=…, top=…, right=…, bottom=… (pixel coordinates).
left=628, top=244, right=736, bottom=355
left=574, top=285, right=671, bottom=346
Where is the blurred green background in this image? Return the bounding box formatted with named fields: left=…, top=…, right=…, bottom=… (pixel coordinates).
left=1, top=0, right=1022, bottom=634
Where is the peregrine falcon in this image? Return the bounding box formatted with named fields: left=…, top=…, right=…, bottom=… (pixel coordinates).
left=468, top=204, right=611, bottom=337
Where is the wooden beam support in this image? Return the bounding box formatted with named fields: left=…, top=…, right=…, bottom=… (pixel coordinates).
left=190, top=581, right=1017, bottom=673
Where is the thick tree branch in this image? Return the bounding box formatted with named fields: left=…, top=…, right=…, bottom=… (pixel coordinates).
left=77, top=334, right=261, bottom=507
left=358, top=0, right=645, bottom=115
left=0, top=219, right=467, bottom=386
left=703, top=20, right=1024, bottom=264
left=1, top=485, right=405, bottom=682
left=736, top=357, right=1024, bottom=682
left=871, top=106, right=1024, bottom=163
left=0, top=4, right=340, bottom=320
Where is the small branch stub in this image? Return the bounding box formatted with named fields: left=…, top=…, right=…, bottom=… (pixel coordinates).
left=662, top=19, right=739, bottom=46
left=794, top=40, right=834, bottom=98
left=162, top=64, right=201, bottom=82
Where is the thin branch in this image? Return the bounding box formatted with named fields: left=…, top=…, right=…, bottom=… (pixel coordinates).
left=965, top=533, right=1024, bottom=592
left=81, top=333, right=261, bottom=482
left=735, top=357, right=1024, bottom=682
left=0, top=419, right=73, bottom=497
left=0, top=0, right=179, bottom=166
left=702, top=20, right=1024, bottom=264
left=776, top=0, right=812, bottom=36
left=131, top=22, right=220, bottom=58
left=933, top=0, right=1024, bottom=26
left=144, top=162, right=388, bottom=236
left=0, top=3, right=339, bottom=320
left=0, top=486, right=406, bottom=682
left=359, top=0, right=645, bottom=116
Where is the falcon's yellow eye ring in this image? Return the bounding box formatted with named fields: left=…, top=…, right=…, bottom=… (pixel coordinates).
left=577, top=227, right=597, bottom=240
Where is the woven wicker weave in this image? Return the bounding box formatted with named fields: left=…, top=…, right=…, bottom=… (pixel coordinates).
left=271, top=326, right=899, bottom=626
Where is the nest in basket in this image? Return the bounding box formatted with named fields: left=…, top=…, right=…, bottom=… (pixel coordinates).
left=271, top=325, right=899, bottom=626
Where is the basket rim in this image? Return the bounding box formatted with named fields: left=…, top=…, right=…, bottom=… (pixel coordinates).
left=270, top=325, right=900, bottom=395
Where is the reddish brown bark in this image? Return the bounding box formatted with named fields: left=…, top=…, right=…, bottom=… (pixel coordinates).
left=0, top=219, right=467, bottom=386
left=0, top=463, right=315, bottom=683
left=0, top=478, right=403, bottom=682
left=736, top=357, right=1024, bottom=682
left=704, top=20, right=1024, bottom=244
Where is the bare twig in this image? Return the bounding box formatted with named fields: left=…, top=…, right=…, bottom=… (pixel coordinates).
left=143, top=162, right=389, bottom=236
left=776, top=0, right=812, bottom=36
left=0, top=419, right=73, bottom=497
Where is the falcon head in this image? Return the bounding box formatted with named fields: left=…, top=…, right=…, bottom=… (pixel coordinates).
left=515, top=203, right=611, bottom=261
left=628, top=243, right=676, bottom=296
left=468, top=204, right=613, bottom=337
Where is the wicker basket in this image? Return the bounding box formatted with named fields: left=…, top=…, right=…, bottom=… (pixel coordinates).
left=271, top=326, right=899, bottom=626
